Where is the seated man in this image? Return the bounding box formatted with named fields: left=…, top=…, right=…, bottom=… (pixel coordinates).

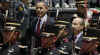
left=71, top=17, right=84, bottom=46
left=56, top=17, right=85, bottom=55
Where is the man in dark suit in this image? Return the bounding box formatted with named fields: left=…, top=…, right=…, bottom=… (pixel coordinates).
left=71, top=17, right=84, bottom=47
left=32, top=1, right=55, bottom=35
left=46, top=17, right=84, bottom=55
left=66, top=17, right=84, bottom=54
left=55, top=17, right=84, bottom=55
left=28, top=1, right=55, bottom=55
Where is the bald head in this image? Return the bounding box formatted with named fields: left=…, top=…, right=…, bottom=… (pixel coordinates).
left=73, top=17, right=84, bottom=26
left=72, top=17, right=84, bottom=32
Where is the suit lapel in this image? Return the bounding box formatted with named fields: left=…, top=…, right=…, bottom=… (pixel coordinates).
left=34, top=16, right=54, bottom=33
left=31, top=17, right=38, bottom=32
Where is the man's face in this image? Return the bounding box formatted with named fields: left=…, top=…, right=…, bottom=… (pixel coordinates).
left=72, top=18, right=83, bottom=32
left=36, top=2, right=48, bottom=18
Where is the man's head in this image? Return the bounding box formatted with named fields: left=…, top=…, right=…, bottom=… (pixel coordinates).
left=36, top=2, right=48, bottom=18
left=72, top=17, right=84, bottom=32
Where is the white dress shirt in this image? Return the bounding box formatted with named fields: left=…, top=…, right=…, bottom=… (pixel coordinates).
left=35, top=14, right=47, bottom=32
left=74, top=31, right=83, bottom=43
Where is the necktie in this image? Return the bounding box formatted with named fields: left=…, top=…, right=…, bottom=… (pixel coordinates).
left=36, top=19, right=41, bottom=35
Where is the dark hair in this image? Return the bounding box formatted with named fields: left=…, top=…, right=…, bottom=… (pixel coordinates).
left=35, top=1, right=49, bottom=7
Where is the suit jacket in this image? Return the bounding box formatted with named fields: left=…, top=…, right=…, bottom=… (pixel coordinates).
left=67, top=32, right=83, bottom=48
left=28, top=15, right=55, bottom=38
left=56, top=32, right=83, bottom=53
left=19, top=15, right=55, bottom=47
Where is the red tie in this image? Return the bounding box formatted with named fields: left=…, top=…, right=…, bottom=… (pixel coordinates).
left=36, top=19, right=41, bottom=35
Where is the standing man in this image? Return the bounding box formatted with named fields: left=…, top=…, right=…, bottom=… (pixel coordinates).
left=28, top=1, right=55, bottom=55
left=32, top=1, right=55, bottom=46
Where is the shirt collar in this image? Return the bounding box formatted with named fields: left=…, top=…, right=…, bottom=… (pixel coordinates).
left=38, top=14, right=47, bottom=23
left=75, top=31, right=83, bottom=43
